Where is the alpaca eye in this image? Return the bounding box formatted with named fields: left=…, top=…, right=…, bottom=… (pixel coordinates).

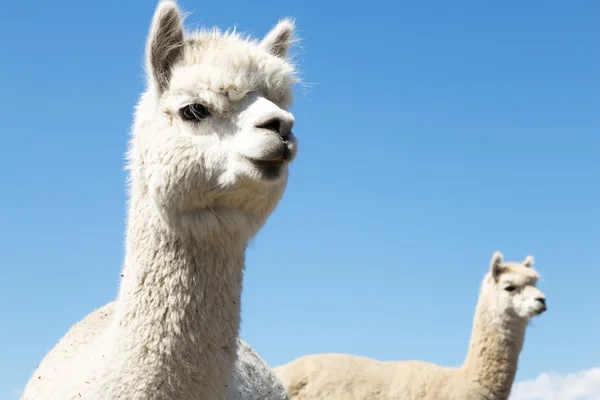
left=180, top=103, right=211, bottom=121
left=505, top=285, right=516, bottom=292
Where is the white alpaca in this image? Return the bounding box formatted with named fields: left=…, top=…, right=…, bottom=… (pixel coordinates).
left=275, top=252, right=548, bottom=400
left=21, top=2, right=300, bottom=399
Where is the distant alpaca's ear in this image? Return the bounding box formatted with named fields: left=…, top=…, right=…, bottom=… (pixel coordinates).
left=145, top=1, right=185, bottom=94
left=260, top=18, right=295, bottom=58
left=490, top=251, right=504, bottom=281
left=523, top=255, right=534, bottom=268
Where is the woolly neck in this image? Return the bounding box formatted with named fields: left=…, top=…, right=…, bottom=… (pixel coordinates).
left=461, top=288, right=528, bottom=400
left=107, top=188, right=250, bottom=399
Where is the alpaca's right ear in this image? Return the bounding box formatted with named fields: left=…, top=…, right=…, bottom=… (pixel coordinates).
left=523, top=255, right=534, bottom=268
left=145, top=1, right=185, bottom=94
left=490, top=251, right=504, bottom=281
left=260, top=19, right=296, bottom=59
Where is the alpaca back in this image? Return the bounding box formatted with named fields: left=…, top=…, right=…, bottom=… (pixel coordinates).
left=275, top=354, right=391, bottom=400
left=21, top=303, right=115, bottom=399
left=274, top=354, right=463, bottom=400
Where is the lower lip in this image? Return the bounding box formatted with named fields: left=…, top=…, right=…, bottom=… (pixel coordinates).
left=251, top=158, right=283, bottom=166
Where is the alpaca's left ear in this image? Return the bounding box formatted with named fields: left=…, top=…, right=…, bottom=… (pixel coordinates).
left=523, top=255, right=534, bottom=268
left=145, top=1, right=185, bottom=94
left=490, top=251, right=504, bottom=281
left=260, top=18, right=296, bottom=58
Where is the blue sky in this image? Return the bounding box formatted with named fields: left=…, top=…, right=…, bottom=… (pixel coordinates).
left=1, top=0, right=598, bottom=398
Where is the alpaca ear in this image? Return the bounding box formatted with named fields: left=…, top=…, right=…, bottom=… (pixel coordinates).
left=260, top=18, right=295, bottom=58
left=523, top=255, right=534, bottom=268
left=490, top=251, right=504, bottom=280
left=145, top=0, right=185, bottom=94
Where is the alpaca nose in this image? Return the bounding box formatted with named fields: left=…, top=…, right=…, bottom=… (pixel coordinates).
left=536, top=297, right=546, bottom=306
left=255, top=116, right=294, bottom=139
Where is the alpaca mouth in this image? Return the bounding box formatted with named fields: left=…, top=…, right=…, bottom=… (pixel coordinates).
left=244, top=138, right=295, bottom=180
left=247, top=139, right=294, bottom=166
left=252, top=158, right=284, bottom=167
left=532, top=304, right=547, bottom=316
left=537, top=305, right=547, bottom=314
left=282, top=140, right=293, bottom=161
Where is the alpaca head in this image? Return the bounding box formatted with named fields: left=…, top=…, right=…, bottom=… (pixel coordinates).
left=484, top=252, right=547, bottom=320
left=131, top=1, right=299, bottom=231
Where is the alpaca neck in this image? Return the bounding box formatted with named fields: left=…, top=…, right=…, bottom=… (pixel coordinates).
left=461, top=293, right=528, bottom=400
left=108, top=186, right=250, bottom=398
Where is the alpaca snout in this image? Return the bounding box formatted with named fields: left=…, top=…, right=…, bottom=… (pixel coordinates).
left=535, top=297, right=547, bottom=313
left=536, top=297, right=546, bottom=306
left=255, top=116, right=294, bottom=140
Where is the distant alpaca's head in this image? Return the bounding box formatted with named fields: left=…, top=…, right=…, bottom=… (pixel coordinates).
left=131, top=1, right=299, bottom=230
left=483, top=252, right=547, bottom=320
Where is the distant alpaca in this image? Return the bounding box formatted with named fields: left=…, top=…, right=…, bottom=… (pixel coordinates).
left=21, top=2, right=300, bottom=399
left=275, top=252, right=548, bottom=400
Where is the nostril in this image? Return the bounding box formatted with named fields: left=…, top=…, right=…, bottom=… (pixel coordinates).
left=256, top=118, right=281, bottom=136
left=536, top=297, right=546, bottom=306
left=256, top=117, right=293, bottom=139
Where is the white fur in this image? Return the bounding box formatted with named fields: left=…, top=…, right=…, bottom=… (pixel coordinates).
left=21, top=1, right=300, bottom=399
left=274, top=252, right=548, bottom=400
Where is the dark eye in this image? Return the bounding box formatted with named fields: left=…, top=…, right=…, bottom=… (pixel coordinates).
left=505, top=285, right=516, bottom=292
left=180, top=103, right=211, bottom=121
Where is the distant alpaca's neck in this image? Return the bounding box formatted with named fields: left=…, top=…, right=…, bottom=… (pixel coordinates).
left=109, top=170, right=248, bottom=398
left=461, top=291, right=527, bottom=400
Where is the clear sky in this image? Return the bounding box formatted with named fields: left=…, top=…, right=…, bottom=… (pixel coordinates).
left=1, top=1, right=598, bottom=399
